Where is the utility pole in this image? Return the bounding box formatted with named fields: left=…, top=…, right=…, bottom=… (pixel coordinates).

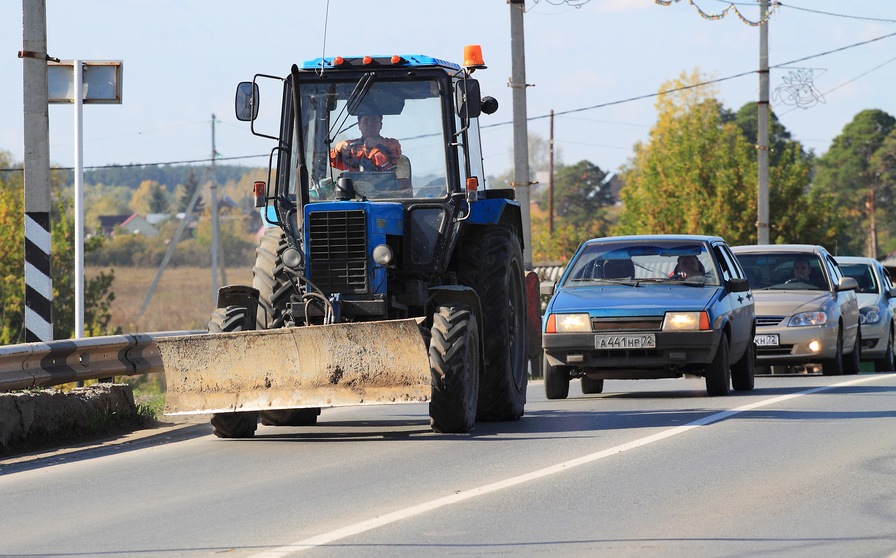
left=757, top=0, right=770, bottom=244
left=509, top=0, right=532, bottom=268
left=548, top=109, right=554, bottom=234
left=210, top=112, right=225, bottom=304
left=21, top=0, right=53, bottom=342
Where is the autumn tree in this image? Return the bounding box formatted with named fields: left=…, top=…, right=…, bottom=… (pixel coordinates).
left=617, top=69, right=834, bottom=247
left=616, top=70, right=756, bottom=243
left=129, top=179, right=171, bottom=215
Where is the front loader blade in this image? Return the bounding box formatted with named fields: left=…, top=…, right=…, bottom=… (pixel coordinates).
left=158, top=319, right=431, bottom=415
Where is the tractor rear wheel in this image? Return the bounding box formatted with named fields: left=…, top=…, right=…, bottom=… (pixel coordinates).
left=208, top=305, right=259, bottom=438
left=458, top=226, right=527, bottom=422
left=429, top=306, right=480, bottom=433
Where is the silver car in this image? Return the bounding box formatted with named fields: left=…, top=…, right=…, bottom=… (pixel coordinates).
left=731, top=244, right=860, bottom=375
left=836, top=256, right=896, bottom=372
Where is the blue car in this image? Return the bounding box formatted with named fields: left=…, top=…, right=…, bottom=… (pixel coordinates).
left=542, top=235, right=756, bottom=398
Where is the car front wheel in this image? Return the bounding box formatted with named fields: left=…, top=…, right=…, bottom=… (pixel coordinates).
left=705, top=333, right=730, bottom=396
left=544, top=356, right=571, bottom=400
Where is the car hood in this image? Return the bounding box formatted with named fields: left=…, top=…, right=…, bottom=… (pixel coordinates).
left=751, top=290, right=831, bottom=315
left=856, top=292, right=883, bottom=309
left=549, top=285, right=720, bottom=317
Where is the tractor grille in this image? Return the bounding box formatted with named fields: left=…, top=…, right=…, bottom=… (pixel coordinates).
left=307, top=210, right=368, bottom=295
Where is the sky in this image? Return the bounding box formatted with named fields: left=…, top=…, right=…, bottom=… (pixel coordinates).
left=2, top=0, right=896, bottom=180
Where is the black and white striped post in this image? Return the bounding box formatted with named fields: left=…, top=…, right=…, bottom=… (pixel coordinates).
left=21, top=0, right=53, bottom=343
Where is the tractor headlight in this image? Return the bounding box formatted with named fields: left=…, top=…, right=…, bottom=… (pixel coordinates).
left=372, top=244, right=393, bottom=266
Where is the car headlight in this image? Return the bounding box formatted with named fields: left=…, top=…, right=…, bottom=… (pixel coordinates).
left=662, top=311, right=710, bottom=331
left=550, top=313, right=592, bottom=333
left=788, top=311, right=828, bottom=327
left=860, top=307, right=880, bottom=325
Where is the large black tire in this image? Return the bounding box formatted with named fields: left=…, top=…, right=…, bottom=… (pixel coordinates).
left=253, top=227, right=294, bottom=329
left=822, top=327, right=844, bottom=376
left=260, top=408, right=321, bottom=426
left=458, top=226, right=527, bottom=422
left=251, top=227, right=323, bottom=423
left=544, top=355, right=571, bottom=400
left=705, top=332, right=731, bottom=396
left=429, top=306, right=480, bottom=433
left=208, top=306, right=259, bottom=438
left=580, top=376, right=604, bottom=394
left=731, top=340, right=756, bottom=391
left=873, top=327, right=895, bottom=372
left=843, top=329, right=861, bottom=375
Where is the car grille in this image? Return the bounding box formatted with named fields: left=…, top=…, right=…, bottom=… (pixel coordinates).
left=307, top=209, right=368, bottom=295
left=756, top=315, right=785, bottom=327
left=591, top=318, right=664, bottom=332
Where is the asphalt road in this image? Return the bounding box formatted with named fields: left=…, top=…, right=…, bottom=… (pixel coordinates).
left=2, top=373, right=895, bottom=558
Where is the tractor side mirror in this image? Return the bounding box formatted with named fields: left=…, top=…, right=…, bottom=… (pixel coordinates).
left=455, top=79, right=482, bottom=119
left=235, top=81, right=259, bottom=122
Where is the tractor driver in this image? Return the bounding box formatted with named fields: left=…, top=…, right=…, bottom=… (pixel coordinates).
left=330, top=114, right=411, bottom=191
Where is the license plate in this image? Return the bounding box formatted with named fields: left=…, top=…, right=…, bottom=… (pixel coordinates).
left=595, top=334, right=656, bottom=350
left=754, top=334, right=779, bottom=347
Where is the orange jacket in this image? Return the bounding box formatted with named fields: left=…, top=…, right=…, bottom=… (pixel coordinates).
left=330, top=137, right=402, bottom=172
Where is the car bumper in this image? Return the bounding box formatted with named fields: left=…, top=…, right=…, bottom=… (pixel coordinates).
left=543, top=329, right=721, bottom=377
left=754, top=322, right=840, bottom=365
left=859, top=321, right=887, bottom=359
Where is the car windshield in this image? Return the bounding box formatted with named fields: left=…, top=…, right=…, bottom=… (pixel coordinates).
left=294, top=78, right=449, bottom=202
left=735, top=253, right=828, bottom=291
left=839, top=263, right=879, bottom=294
left=562, top=240, right=719, bottom=287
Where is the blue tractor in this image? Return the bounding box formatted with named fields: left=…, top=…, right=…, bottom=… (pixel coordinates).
left=161, top=46, right=534, bottom=437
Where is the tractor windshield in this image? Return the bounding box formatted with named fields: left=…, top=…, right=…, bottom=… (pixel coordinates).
left=295, top=78, right=449, bottom=201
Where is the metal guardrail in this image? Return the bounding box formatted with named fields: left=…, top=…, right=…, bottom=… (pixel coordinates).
left=0, top=331, right=203, bottom=391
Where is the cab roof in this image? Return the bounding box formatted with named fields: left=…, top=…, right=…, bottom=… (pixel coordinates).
left=299, top=54, right=460, bottom=72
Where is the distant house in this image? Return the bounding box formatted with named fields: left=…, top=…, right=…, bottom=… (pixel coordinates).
left=97, top=213, right=159, bottom=237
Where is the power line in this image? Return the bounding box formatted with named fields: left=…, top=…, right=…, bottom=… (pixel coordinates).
left=3, top=28, right=895, bottom=173
left=777, top=2, right=896, bottom=24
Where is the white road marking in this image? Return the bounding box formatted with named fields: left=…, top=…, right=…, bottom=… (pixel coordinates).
left=249, top=374, right=894, bottom=557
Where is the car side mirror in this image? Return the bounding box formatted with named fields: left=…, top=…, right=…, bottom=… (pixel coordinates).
left=540, top=282, right=556, bottom=297
left=727, top=277, right=750, bottom=293
left=836, top=276, right=859, bottom=292
left=887, top=286, right=896, bottom=298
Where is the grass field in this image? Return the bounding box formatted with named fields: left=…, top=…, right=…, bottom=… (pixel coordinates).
left=88, top=265, right=254, bottom=334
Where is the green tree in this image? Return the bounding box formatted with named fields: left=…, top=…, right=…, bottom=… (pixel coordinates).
left=812, top=109, right=896, bottom=256
left=869, top=129, right=896, bottom=256
left=175, top=170, right=205, bottom=214
left=0, top=151, right=118, bottom=343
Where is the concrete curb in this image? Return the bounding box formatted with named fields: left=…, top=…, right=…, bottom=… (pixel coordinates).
left=0, top=384, right=138, bottom=452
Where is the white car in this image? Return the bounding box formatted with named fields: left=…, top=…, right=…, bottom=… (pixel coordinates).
left=836, top=256, right=896, bottom=372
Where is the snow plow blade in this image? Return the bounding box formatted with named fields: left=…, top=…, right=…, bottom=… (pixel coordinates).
left=158, top=319, right=431, bottom=415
